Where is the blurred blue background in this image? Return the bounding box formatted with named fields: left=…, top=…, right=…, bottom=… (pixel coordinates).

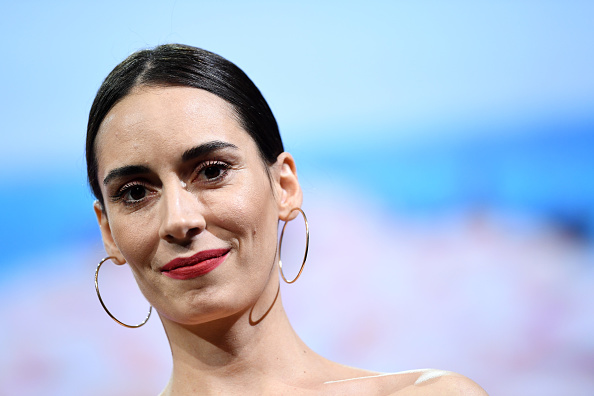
left=1, top=1, right=593, bottom=395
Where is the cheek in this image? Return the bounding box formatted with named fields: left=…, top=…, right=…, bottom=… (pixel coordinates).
left=205, top=175, right=278, bottom=245
left=110, top=212, right=160, bottom=266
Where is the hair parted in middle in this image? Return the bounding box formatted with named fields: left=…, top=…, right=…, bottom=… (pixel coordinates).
left=86, top=44, right=284, bottom=206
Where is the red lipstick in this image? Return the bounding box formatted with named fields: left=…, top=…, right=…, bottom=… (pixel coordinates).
left=161, top=248, right=230, bottom=280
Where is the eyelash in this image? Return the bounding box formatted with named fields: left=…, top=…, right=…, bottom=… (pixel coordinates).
left=109, top=160, right=231, bottom=207
left=109, top=181, right=152, bottom=206
left=194, top=160, right=231, bottom=183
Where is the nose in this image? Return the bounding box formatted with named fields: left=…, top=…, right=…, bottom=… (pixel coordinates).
left=158, top=181, right=205, bottom=244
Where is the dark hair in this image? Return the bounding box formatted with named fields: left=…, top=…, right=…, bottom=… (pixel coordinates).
left=86, top=43, right=284, bottom=206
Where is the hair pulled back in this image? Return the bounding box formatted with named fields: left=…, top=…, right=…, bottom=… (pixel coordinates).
left=86, top=44, right=283, bottom=206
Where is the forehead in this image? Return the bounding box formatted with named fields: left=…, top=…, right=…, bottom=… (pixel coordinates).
left=95, top=86, right=254, bottom=172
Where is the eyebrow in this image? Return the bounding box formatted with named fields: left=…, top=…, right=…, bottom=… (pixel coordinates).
left=102, top=141, right=239, bottom=186
left=103, top=165, right=151, bottom=186
left=181, top=140, right=238, bottom=162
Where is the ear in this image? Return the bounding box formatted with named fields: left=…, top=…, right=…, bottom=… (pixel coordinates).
left=273, top=152, right=303, bottom=221
left=93, top=201, right=126, bottom=265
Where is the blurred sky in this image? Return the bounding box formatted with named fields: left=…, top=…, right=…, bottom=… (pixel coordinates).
left=1, top=0, right=593, bottom=265
left=0, top=1, right=593, bottom=395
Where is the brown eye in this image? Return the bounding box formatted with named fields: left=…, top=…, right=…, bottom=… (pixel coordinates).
left=204, top=166, right=222, bottom=179
left=109, top=182, right=152, bottom=206
left=128, top=185, right=146, bottom=201
left=195, top=160, right=230, bottom=184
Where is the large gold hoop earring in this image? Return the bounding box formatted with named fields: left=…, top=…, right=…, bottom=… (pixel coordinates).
left=279, top=208, right=309, bottom=284
left=94, top=256, right=152, bottom=328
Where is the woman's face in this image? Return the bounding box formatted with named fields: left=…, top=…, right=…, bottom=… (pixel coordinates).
left=94, top=86, right=290, bottom=325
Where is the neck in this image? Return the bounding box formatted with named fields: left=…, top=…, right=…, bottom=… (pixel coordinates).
left=159, top=281, right=327, bottom=395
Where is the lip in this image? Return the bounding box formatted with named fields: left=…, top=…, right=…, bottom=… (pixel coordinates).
left=160, top=248, right=230, bottom=280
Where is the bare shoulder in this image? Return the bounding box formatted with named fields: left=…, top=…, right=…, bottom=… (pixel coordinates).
left=321, top=368, right=487, bottom=395
left=387, top=369, right=488, bottom=396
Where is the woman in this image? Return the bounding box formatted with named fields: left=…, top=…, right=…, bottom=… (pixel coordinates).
left=87, top=44, right=487, bottom=395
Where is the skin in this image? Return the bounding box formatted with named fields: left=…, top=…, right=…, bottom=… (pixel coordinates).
left=94, top=86, right=488, bottom=395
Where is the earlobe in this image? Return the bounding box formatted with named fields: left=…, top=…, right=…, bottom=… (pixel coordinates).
left=274, top=152, right=303, bottom=221
left=93, top=201, right=126, bottom=265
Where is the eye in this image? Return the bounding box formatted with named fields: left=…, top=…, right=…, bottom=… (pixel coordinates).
left=203, top=165, right=222, bottom=179
left=126, top=185, right=147, bottom=201
left=196, top=160, right=230, bottom=182
left=109, top=181, right=153, bottom=206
